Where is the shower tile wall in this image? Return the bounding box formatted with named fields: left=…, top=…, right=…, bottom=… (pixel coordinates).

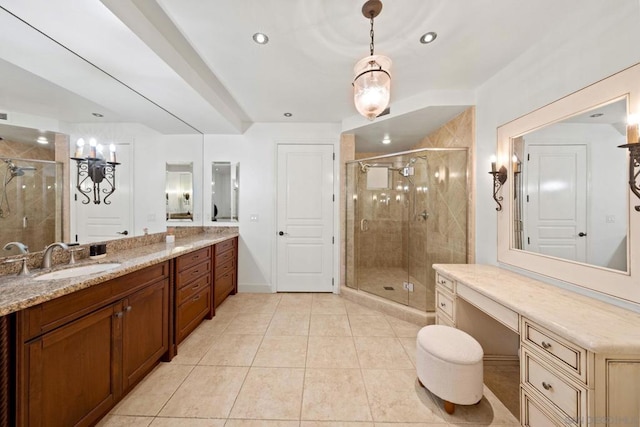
left=0, top=139, right=59, bottom=255
left=411, top=107, right=475, bottom=264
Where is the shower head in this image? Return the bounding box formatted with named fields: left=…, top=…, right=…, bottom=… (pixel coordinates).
left=3, top=159, right=36, bottom=184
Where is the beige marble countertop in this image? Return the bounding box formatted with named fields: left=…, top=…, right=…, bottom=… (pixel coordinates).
left=433, top=264, right=640, bottom=354
left=0, top=232, right=238, bottom=317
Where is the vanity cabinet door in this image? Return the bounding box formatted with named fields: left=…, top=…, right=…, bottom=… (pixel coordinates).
left=121, top=279, right=169, bottom=391
left=22, top=304, right=119, bottom=427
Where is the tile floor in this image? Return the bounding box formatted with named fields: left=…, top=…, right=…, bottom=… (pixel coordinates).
left=98, top=293, right=520, bottom=427
left=356, top=267, right=434, bottom=312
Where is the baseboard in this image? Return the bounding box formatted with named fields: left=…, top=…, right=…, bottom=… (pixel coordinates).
left=484, top=354, right=520, bottom=365
left=237, top=283, right=272, bottom=293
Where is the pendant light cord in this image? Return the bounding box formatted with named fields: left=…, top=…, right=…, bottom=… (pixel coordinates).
left=369, top=14, right=375, bottom=56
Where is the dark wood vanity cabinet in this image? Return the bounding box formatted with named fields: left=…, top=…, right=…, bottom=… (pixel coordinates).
left=213, top=237, right=237, bottom=309
left=174, top=246, right=213, bottom=344
left=17, top=262, right=170, bottom=427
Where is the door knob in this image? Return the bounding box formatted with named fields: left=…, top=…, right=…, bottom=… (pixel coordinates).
left=117, top=230, right=129, bottom=235
left=578, top=232, right=587, bottom=237
left=278, top=231, right=288, bottom=236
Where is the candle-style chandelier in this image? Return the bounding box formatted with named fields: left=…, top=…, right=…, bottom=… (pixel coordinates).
left=71, top=138, right=119, bottom=205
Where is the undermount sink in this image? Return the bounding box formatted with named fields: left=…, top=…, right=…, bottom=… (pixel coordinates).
left=34, top=263, right=121, bottom=281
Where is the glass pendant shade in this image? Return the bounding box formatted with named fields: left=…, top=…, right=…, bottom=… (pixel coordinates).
left=353, top=54, right=392, bottom=120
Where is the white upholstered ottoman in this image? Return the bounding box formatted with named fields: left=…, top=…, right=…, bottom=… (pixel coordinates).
left=416, top=325, right=484, bottom=414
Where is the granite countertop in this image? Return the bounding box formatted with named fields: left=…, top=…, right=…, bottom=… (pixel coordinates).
left=0, top=232, right=238, bottom=317
left=433, top=263, right=640, bottom=354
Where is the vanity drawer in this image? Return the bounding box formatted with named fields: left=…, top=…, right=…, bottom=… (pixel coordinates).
left=435, top=288, right=455, bottom=321
left=521, top=387, right=572, bottom=427
left=175, top=246, right=211, bottom=271
left=522, top=318, right=587, bottom=383
left=215, top=248, right=234, bottom=266
left=214, top=270, right=235, bottom=308
left=435, top=273, right=455, bottom=292
left=457, top=283, right=518, bottom=332
left=436, top=314, right=455, bottom=327
left=216, top=258, right=235, bottom=279
left=176, top=287, right=211, bottom=343
left=176, top=260, right=211, bottom=288
left=521, top=347, right=587, bottom=424
left=216, top=238, right=235, bottom=255
left=177, top=273, right=211, bottom=305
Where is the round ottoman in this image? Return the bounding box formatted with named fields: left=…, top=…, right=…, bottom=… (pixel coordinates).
left=416, top=325, right=483, bottom=414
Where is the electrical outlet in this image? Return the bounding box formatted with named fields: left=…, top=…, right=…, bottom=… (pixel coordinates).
left=250, top=214, right=259, bottom=222
left=606, top=215, right=616, bottom=223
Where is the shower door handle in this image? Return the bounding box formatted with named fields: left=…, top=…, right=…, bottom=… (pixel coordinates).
left=360, top=219, right=369, bottom=232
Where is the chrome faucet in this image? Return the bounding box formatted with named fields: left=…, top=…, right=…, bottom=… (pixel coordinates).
left=42, top=242, right=69, bottom=268
left=2, top=241, right=29, bottom=253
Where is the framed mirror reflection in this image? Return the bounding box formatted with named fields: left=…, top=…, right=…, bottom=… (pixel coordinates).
left=211, top=162, right=239, bottom=222
left=166, top=163, right=194, bottom=221
left=511, top=97, right=628, bottom=272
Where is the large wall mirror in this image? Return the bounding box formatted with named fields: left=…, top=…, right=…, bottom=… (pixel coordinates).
left=498, top=63, right=640, bottom=304
left=0, top=6, right=203, bottom=259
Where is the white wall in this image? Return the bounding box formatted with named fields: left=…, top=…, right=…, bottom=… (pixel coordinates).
left=475, top=0, right=640, bottom=265
left=203, top=123, right=341, bottom=293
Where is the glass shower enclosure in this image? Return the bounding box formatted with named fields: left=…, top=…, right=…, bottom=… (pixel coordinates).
left=345, top=148, right=468, bottom=311
left=0, top=158, right=63, bottom=255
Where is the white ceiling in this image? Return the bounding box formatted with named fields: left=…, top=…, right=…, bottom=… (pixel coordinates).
left=0, top=0, right=629, bottom=151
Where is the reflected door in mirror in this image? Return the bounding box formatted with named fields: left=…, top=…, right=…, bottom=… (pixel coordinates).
left=211, top=162, right=239, bottom=222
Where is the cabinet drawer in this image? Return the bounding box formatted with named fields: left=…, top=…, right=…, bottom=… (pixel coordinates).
left=435, top=273, right=455, bottom=292
left=436, top=314, right=455, bottom=327
left=435, top=288, right=454, bottom=320
left=176, top=246, right=211, bottom=271
left=522, top=347, right=587, bottom=424
left=521, top=387, right=570, bottom=427
left=216, top=238, right=235, bottom=255
left=214, top=270, right=235, bottom=308
left=215, top=248, right=234, bottom=266
left=177, top=273, right=211, bottom=305
left=176, top=260, right=211, bottom=288
left=522, top=318, right=587, bottom=383
left=216, top=258, right=235, bottom=279
left=176, top=287, right=211, bottom=343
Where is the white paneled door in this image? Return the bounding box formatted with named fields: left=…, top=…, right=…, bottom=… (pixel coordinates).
left=75, top=143, right=132, bottom=243
left=276, top=144, right=334, bottom=292
left=524, top=144, right=587, bottom=262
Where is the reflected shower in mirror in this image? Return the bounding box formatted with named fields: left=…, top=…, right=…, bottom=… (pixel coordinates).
left=512, top=97, right=628, bottom=271
left=166, top=163, right=194, bottom=221
left=211, top=162, right=239, bottom=222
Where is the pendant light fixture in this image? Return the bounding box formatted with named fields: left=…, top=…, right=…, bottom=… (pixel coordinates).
left=353, top=0, right=391, bottom=120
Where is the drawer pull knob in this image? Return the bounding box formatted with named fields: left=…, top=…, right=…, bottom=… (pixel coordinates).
left=192, top=284, right=200, bottom=290
left=125, top=305, right=132, bottom=312
left=114, top=311, right=123, bottom=318
left=541, top=382, right=552, bottom=391
left=541, top=341, right=552, bottom=350
left=193, top=295, right=200, bottom=302
left=440, top=302, right=446, bottom=307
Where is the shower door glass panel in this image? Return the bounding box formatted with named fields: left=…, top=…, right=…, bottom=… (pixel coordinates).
left=0, top=159, right=63, bottom=255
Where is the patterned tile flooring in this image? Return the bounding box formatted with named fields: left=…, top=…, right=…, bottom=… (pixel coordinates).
left=357, top=267, right=433, bottom=312
left=98, top=292, right=520, bottom=427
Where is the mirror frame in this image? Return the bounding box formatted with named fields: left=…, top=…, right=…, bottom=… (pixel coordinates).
left=497, top=62, right=640, bottom=304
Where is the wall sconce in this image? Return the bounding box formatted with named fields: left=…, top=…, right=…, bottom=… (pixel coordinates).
left=71, top=138, right=119, bottom=205
left=618, top=117, right=640, bottom=211
left=489, top=155, right=508, bottom=211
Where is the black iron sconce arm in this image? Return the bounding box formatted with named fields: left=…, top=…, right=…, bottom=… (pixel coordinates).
left=489, top=165, right=508, bottom=211
left=618, top=142, right=640, bottom=212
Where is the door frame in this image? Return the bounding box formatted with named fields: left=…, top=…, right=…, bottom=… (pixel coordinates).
left=272, top=140, right=339, bottom=294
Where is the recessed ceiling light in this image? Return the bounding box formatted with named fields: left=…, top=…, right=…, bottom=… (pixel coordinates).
left=36, top=136, right=49, bottom=145
left=284, top=112, right=292, bottom=117
left=382, top=137, right=391, bottom=145
left=590, top=113, right=604, bottom=118
left=252, top=32, right=269, bottom=45
left=92, top=112, right=104, bottom=117
left=419, top=32, right=437, bottom=44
